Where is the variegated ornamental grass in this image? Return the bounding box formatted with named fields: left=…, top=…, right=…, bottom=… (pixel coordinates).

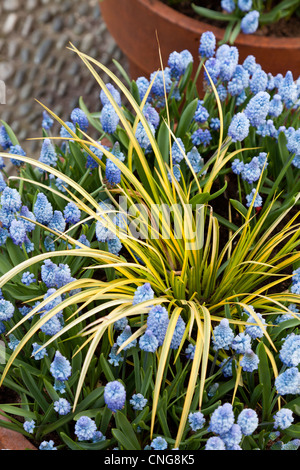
left=0, top=44, right=300, bottom=448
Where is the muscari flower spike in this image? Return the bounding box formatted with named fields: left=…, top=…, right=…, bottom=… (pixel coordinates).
left=228, top=112, right=250, bottom=142
left=240, top=349, right=260, bottom=372
left=39, top=440, right=57, bottom=450
left=39, top=138, right=57, bottom=168
left=238, top=0, right=252, bottom=11
left=170, top=137, right=185, bottom=165
left=108, top=343, right=124, bottom=367
left=104, top=380, right=126, bottom=413
left=170, top=315, right=186, bottom=350
left=212, top=318, right=234, bottom=351
left=70, top=108, right=89, bottom=132
left=139, top=329, right=159, bottom=353
left=219, top=357, right=234, bottom=377
left=42, top=110, right=54, bottom=130
left=205, top=436, right=226, bottom=450
left=188, top=411, right=205, bottom=432
left=199, top=31, right=216, bottom=58
left=63, top=201, right=81, bottom=224
left=168, top=49, right=193, bottom=79
left=74, top=416, right=97, bottom=441
left=50, top=351, right=72, bottom=382
left=105, top=142, right=125, bottom=185
left=0, top=125, right=12, bottom=150
left=191, top=128, right=212, bottom=147
left=54, top=398, right=71, bottom=416
left=250, top=68, right=268, bottom=94
left=237, top=408, right=259, bottom=436
left=48, top=210, right=66, bottom=234
left=54, top=263, right=72, bottom=289
left=21, top=271, right=36, bottom=286
left=0, top=173, right=6, bottom=192
left=244, top=91, right=270, bottom=127
left=146, top=305, right=169, bottom=346
left=116, top=325, right=137, bottom=351
left=9, top=144, right=26, bottom=167
left=23, top=420, right=35, bottom=434
left=133, top=282, right=154, bottom=305
left=9, top=219, right=26, bottom=246
left=60, top=121, right=76, bottom=141
left=241, top=10, right=260, bottom=34
left=150, top=436, right=168, bottom=450
left=231, top=332, right=252, bottom=354
left=221, top=0, right=236, bottom=13
left=149, top=68, right=172, bottom=98
left=1, top=186, right=22, bottom=213
left=209, top=403, right=235, bottom=435
left=273, top=408, right=294, bottom=430
left=279, top=333, right=300, bottom=368
left=221, top=423, right=242, bottom=450
left=32, top=342, right=48, bottom=360
left=33, top=192, right=53, bottom=225
left=0, top=298, right=14, bottom=321
left=130, top=393, right=148, bottom=411
left=100, top=83, right=122, bottom=107
left=275, top=367, right=300, bottom=396
left=8, top=334, right=20, bottom=351
left=244, top=307, right=266, bottom=338
left=245, top=189, right=263, bottom=209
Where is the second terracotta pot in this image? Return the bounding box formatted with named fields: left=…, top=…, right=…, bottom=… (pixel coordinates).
left=100, top=0, right=300, bottom=80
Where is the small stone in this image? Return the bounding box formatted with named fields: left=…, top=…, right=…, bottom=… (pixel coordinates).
left=38, top=10, right=52, bottom=23
left=3, top=14, right=18, bottom=34
left=60, top=0, right=72, bottom=12
left=54, top=57, right=65, bottom=74
left=67, top=62, right=80, bottom=76
left=31, top=30, right=42, bottom=46
left=0, top=63, right=14, bottom=81
left=28, top=66, right=39, bottom=81
left=80, top=33, right=94, bottom=53
left=1, top=110, right=12, bottom=123
left=20, top=48, right=31, bottom=64
left=57, top=81, right=67, bottom=97
left=38, top=74, right=48, bottom=87
left=74, top=23, right=84, bottom=35
left=3, top=0, right=19, bottom=11
left=45, top=55, right=56, bottom=69
left=34, top=39, right=53, bottom=64
left=93, top=5, right=101, bottom=19
left=55, top=34, right=68, bottom=50
left=66, top=15, right=75, bottom=28
left=20, top=83, right=33, bottom=100
left=13, top=69, right=26, bottom=88
left=26, top=0, right=39, bottom=11
left=22, top=16, right=34, bottom=37
left=11, top=121, right=20, bottom=133
left=78, top=3, right=89, bottom=15
left=18, top=102, right=33, bottom=117
left=7, top=41, right=19, bottom=59
left=52, top=16, right=64, bottom=32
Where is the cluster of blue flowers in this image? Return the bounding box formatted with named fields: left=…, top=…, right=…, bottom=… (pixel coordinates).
left=211, top=307, right=266, bottom=375
left=221, top=1, right=260, bottom=35
left=95, top=197, right=123, bottom=255
left=197, top=31, right=300, bottom=182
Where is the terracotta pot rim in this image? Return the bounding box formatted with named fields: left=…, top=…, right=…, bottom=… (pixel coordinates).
left=139, top=0, right=300, bottom=47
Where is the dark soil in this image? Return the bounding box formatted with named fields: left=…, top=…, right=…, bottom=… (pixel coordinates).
left=0, top=386, right=20, bottom=405
left=161, top=0, right=300, bottom=38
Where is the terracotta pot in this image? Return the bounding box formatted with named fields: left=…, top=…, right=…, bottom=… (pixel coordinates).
left=100, top=0, right=300, bottom=80
left=0, top=412, right=36, bottom=450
